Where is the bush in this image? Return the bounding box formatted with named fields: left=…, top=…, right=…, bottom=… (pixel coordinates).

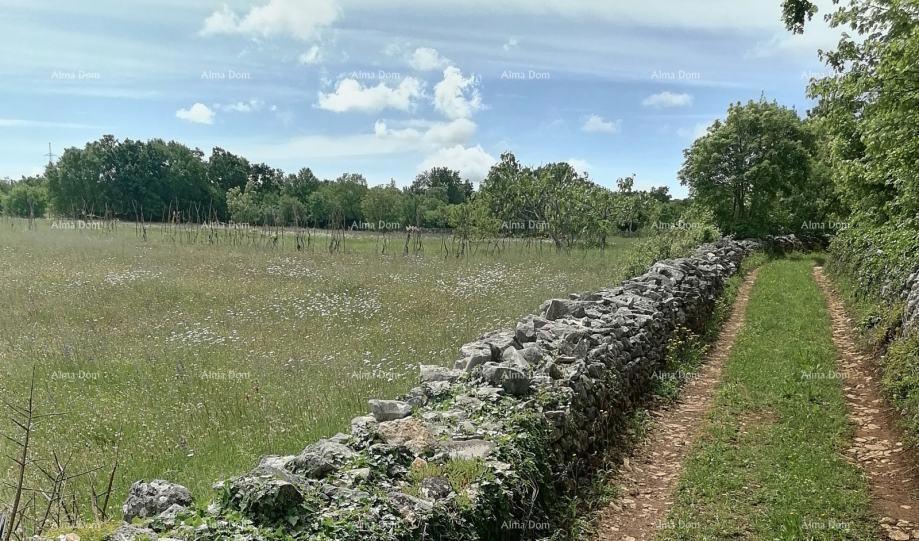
left=3, top=182, right=49, bottom=218
left=828, top=226, right=919, bottom=301
left=828, top=224, right=919, bottom=445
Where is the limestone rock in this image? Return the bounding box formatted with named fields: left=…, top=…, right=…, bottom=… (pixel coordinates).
left=122, top=480, right=192, bottom=522
left=369, top=399, right=413, bottom=422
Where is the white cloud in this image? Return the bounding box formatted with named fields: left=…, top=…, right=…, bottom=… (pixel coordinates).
left=216, top=98, right=266, bottom=113
left=567, top=159, right=590, bottom=174
left=317, top=77, right=424, bottom=113
left=176, top=103, right=215, bottom=124
left=418, top=145, right=496, bottom=182
left=239, top=120, right=478, bottom=162
left=502, top=37, right=519, bottom=51
left=409, top=47, right=450, bottom=71
left=299, top=45, right=322, bottom=65
left=200, top=0, right=340, bottom=41
left=374, top=118, right=476, bottom=148
left=642, top=91, right=693, bottom=108
left=433, top=67, right=482, bottom=120
left=582, top=114, right=620, bottom=134
left=200, top=5, right=239, bottom=35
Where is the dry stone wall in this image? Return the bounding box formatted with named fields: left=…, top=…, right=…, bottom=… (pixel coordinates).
left=101, top=238, right=763, bottom=541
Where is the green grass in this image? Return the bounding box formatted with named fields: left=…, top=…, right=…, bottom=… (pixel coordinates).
left=0, top=217, right=650, bottom=519
left=659, top=257, right=877, bottom=540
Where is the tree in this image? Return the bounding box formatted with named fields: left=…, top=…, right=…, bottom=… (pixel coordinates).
left=207, top=148, right=250, bottom=193
left=4, top=182, right=48, bottom=218
left=410, top=167, right=473, bottom=204
left=283, top=168, right=320, bottom=202
left=360, top=183, right=406, bottom=230
left=781, top=0, right=818, bottom=33
left=478, top=153, right=595, bottom=248
left=329, top=174, right=369, bottom=224
left=792, top=0, right=919, bottom=226
left=678, top=98, right=820, bottom=236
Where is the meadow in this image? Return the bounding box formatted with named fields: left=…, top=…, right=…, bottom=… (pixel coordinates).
left=0, top=218, right=647, bottom=516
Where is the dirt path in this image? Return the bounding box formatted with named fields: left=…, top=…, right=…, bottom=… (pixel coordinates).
left=813, top=267, right=919, bottom=541
left=594, top=269, right=760, bottom=541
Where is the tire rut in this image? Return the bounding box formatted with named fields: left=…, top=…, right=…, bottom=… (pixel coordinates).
left=594, top=268, right=761, bottom=541
left=813, top=266, right=919, bottom=541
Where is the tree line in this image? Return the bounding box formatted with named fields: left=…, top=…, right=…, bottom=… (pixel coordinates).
left=0, top=136, right=695, bottom=247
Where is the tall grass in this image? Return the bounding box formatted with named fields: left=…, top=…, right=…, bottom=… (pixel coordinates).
left=0, top=218, right=650, bottom=515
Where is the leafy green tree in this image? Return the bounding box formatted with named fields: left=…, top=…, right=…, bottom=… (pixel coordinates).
left=781, top=0, right=818, bottom=33
left=283, top=168, right=321, bottom=202
left=360, top=182, right=406, bottom=230
left=4, top=181, right=49, bottom=218
left=329, top=174, right=368, bottom=224
left=226, top=186, right=260, bottom=224
left=410, top=167, right=473, bottom=204
left=46, top=137, right=112, bottom=217
left=794, top=0, right=918, bottom=225
left=207, top=148, right=250, bottom=194
left=479, top=153, right=596, bottom=247
left=678, top=98, right=820, bottom=236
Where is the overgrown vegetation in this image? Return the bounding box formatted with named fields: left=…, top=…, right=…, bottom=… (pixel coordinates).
left=827, top=226, right=919, bottom=445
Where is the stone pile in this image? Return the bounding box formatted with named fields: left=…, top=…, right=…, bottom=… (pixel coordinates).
left=94, top=238, right=762, bottom=541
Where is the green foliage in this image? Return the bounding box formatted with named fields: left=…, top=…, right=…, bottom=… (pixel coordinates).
left=781, top=0, right=818, bottom=33
left=828, top=225, right=919, bottom=301
left=410, top=167, right=473, bottom=205
left=678, top=98, right=833, bottom=236
left=803, top=0, right=919, bottom=226
left=882, top=337, right=919, bottom=443
left=477, top=153, right=678, bottom=249
left=3, top=179, right=49, bottom=218
left=360, top=182, right=407, bottom=231
left=46, top=136, right=221, bottom=220
left=828, top=224, right=919, bottom=446
left=406, top=459, right=490, bottom=508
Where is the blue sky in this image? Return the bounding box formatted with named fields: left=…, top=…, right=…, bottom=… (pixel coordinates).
left=0, top=0, right=841, bottom=197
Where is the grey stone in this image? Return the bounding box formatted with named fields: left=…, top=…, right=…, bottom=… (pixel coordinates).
left=419, top=476, right=454, bottom=500
left=542, top=298, right=591, bottom=320
left=376, top=417, right=435, bottom=455
left=369, top=399, right=413, bottom=422
left=482, top=364, right=531, bottom=396
left=479, top=330, right=519, bottom=354
left=122, top=480, right=192, bottom=522
left=288, top=439, right=356, bottom=478
left=106, top=524, right=159, bottom=541
left=419, top=365, right=463, bottom=383
left=350, top=415, right=378, bottom=441
left=442, top=439, right=496, bottom=460
left=501, top=347, right=529, bottom=368
left=455, top=342, right=494, bottom=371
left=520, top=343, right=547, bottom=365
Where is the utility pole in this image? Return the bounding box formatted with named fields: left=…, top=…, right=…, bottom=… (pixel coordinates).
left=45, top=142, right=57, bottom=166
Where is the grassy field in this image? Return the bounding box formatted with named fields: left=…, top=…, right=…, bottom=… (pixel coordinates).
left=0, top=218, right=647, bottom=517
left=660, top=257, right=876, bottom=540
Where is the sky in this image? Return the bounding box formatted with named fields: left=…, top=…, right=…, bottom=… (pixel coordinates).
left=0, top=0, right=842, bottom=197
